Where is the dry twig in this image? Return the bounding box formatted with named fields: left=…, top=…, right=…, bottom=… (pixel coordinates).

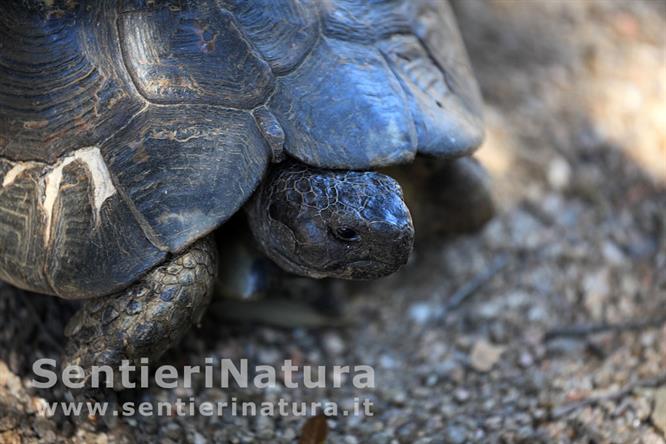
left=545, top=315, right=666, bottom=341
left=443, top=254, right=509, bottom=314
left=551, top=372, right=666, bottom=419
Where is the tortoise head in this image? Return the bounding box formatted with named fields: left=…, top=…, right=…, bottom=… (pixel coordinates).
left=246, top=163, right=414, bottom=280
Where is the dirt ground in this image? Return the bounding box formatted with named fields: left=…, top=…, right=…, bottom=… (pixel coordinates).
left=1, top=0, right=665, bottom=443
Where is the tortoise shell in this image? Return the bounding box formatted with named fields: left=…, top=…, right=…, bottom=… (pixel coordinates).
left=0, top=0, right=483, bottom=299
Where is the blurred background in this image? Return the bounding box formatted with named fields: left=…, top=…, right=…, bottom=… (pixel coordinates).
left=1, top=0, right=665, bottom=442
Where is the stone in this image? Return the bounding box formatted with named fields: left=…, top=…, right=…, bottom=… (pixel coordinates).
left=547, top=156, right=571, bottom=190
left=470, top=340, right=505, bottom=372
left=582, top=269, right=610, bottom=319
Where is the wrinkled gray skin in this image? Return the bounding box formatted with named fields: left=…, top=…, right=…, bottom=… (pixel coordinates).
left=247, top=163, right=415, bottom=280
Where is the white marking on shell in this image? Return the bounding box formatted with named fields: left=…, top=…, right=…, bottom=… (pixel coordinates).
left=2, top=162, right=39, bottom=187
left=42, top=147, right=117, bottom=244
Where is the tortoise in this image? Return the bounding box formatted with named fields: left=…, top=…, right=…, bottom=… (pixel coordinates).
left=0, top=0, right=489, bottom=372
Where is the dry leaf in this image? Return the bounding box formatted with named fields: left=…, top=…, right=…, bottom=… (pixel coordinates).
left=299, top=414, right=328, bottom=444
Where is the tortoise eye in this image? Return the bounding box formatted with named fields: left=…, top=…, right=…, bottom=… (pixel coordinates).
left=333, top=227, right=361, bottom=242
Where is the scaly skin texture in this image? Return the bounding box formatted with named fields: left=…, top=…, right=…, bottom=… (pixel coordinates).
left=246, top=162, right=415, bottom=280
left=63, top=236, right=217, bottom=385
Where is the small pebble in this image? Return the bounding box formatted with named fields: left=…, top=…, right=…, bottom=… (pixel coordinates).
left=470, top=340, right=506, bottom=372
left=454, top=388, right=471, bottom=403
left=547, top=157, right=572, bottom=190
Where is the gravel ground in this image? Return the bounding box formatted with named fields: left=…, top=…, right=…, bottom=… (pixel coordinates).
left=1, top=0, right=665, bottom=443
